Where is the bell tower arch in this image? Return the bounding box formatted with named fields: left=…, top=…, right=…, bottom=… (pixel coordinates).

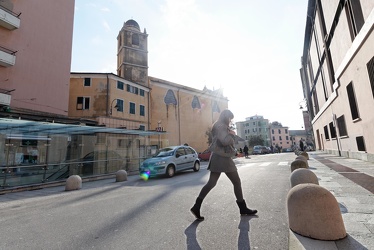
left=117, top=19, right=148, bottom=87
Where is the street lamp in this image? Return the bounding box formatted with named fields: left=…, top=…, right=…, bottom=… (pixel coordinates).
left=157, top=120, right=161, bottom=148
left=110, top=99, right=119, bottom=115
left=299, top=99, right=307, bottom=110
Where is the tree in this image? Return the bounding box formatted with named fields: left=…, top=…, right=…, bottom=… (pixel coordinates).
left=271, top=121, right=282, bottom=127
left=248, top=135, right=264, bottom=147
left=205, top=126, right=213, bottom=145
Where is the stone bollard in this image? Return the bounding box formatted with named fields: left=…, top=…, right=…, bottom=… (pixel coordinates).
left=65, top=175, right=82, bottom=191
left=300, top=152, right=309, bottom=160
left=116, top=169, right=128, bottom=182
left=287, top=183, right=346, bottom=240
left=290, top=160, right=308, bottom=172
left=290, top=168, right=319, bottom=187
left=295, top=155, right=308, bottom=165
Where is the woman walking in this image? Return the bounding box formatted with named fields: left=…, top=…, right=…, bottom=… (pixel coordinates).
left=190, top=109, right=257, bottom=221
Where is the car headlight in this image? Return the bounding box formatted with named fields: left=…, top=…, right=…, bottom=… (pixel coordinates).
left=154, top=161, right=166, bottom=166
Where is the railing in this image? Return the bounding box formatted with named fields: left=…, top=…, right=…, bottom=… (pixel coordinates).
left=0, top=158, right=135, bottom=189
left=0, top=45, right=17, bottom=55
left=0, top=5, right=21, bottom=17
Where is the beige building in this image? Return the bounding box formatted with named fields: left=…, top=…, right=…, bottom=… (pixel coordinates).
left=0, top=0, right=74, bottom=117
left=68, top=20, right=228, bottom=157
left=114, top=19, right=228, bottom=153
left=148, top=77, right=228, bottom=153
left=69, top=73, right=150, bottom=130
left=300, top=0, right=374, bottom=161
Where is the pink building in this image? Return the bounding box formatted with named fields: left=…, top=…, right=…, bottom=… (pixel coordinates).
left=269, top=122, right=292, bottom=151
left=0, top=0, right=75, bottom=117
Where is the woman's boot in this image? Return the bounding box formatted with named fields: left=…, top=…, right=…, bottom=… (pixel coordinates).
left=236, top=199, right=257, bottom=215
left=190, top=197, right=204, bottom=221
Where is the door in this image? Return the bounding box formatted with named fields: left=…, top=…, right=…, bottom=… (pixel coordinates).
left=174, top=147, right=188, bottom=170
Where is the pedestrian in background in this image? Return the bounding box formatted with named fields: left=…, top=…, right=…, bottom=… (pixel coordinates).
left=243, top=145, right=249, bottom=158
left=190, top=109, right=257, bottom=221
left=299, top=140, right=304, bottom=152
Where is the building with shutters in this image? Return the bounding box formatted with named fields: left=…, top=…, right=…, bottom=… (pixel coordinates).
left=300, top=0, right=374, bottom=161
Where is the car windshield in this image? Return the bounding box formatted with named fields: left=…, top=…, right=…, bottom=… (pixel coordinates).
left=153, top=147, right=175, bottom=157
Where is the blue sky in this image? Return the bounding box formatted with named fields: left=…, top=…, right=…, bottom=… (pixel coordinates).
left=71, top=0, right=309, bottom=130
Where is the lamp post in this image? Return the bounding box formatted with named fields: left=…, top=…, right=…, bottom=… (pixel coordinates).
left=110, top=99, right=118, bottom=115
left=157, top=120, right=161, bottom=148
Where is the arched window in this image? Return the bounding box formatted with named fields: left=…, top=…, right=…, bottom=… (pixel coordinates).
left=191, top=96, right=201, bottom=109
left=212, top=101, right=220, bottom=113
left=132, top=34, right=139, bottom=45
left=164, top=90, right=177, bottom=105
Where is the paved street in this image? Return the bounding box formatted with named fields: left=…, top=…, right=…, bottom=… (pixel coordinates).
left=0, top=152, right=373, bottom=250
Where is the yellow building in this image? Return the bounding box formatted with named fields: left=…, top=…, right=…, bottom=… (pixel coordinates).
left=148, top=77, right=228, bottom=153
left=115, top=19, right=228, bottom=153
left=69, top=72, right=150, bottom=130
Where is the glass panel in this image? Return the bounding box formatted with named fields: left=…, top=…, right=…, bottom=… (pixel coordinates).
left=0, top=118, right=161, bottom=188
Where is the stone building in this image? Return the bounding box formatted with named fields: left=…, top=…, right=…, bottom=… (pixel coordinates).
left=68, top=19, right=228, bottom=154
left=148, top=77, right=228, bottom=152
left=117, top=19, right=148, bottom=87
left=116, top=19, right=228, bottom=152
left=300, top=0, right=374, bottom=161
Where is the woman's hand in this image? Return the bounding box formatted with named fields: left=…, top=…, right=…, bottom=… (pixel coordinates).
left=229, top=130, right=236, bottom=136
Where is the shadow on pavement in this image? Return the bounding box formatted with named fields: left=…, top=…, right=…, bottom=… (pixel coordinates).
left=185, top=219, right=203, bottom=250
left=238, top=215, right=258, bottom=250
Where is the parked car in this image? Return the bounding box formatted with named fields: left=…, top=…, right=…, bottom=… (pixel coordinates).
left=198, top=149, right=211, bottom=161
left=252, top=145, right=269, bottom=155
left=284, top=147, right=294, bottom=153
left=139, top=145, right=200, bottom=178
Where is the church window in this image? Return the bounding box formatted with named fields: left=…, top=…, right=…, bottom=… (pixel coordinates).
left=132, top=34, right=139, bottom=45
left=164, top=90, right=177, bottom=105
left=191, top=96, right=201, bottom=109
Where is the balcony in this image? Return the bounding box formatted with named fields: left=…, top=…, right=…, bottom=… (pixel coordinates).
left=0, top=89, right=12, bottom=106
left=0, top=46, right=16, bottom=67
left=0, top=5, right=20, bottom=30
left=0, top=93, right=11, bottom=106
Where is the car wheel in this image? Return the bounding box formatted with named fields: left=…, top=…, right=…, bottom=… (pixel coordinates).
left=193, top=161, right=200, bottom=172
left=166, top=165, right=175, bottom=178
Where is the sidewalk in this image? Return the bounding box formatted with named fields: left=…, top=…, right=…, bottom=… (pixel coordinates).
left=289, top=151, right=374, bottom=250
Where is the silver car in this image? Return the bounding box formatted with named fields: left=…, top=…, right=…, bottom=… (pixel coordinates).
left=139, top=145, right=200, bottom=178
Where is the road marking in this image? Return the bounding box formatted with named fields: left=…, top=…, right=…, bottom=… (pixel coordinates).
left=278, top=162, right=288, bottom=166
left=240, top=163, right=256, bottom=168
left=259, top=162, right=271, bottom=166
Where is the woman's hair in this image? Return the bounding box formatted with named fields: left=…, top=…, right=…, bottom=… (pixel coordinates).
left=217, top=109, right=234, bottom=126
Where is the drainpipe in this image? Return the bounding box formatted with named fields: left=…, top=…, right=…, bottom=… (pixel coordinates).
left=177, top=89, right=181, bottom=144
left=147, top=83, right=151, bottom=132
left=106, top=74, right=109, bottom=116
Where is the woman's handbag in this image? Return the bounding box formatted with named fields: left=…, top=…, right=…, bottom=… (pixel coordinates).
left=209, top=137, right=237, bottom=157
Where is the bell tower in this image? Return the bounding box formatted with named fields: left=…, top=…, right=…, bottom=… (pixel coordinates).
left=117, top=19, right=148, bottom=87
